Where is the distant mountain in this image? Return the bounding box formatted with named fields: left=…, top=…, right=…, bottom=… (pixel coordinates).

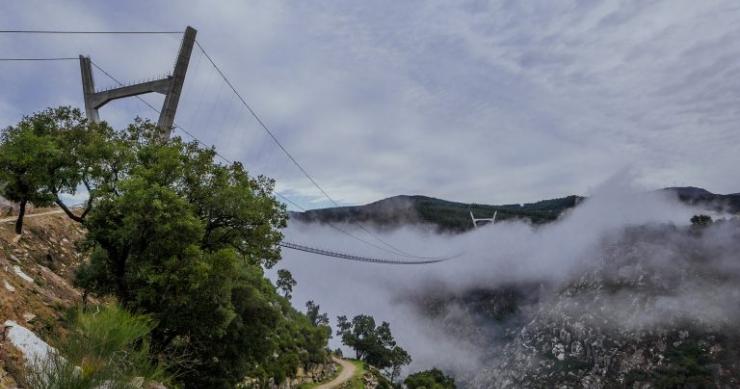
left=290, top=187, right=740, bottom=232
left=290, top=194, right=583, bottom=232
left=662, top=186, right=740, bottom=213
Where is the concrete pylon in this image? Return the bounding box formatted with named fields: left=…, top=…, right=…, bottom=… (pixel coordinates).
left=157, top=26, right=196, bottom=138
left=79, top=56, right=99, bottom=123
left=79, top=26, right=197, bottom=139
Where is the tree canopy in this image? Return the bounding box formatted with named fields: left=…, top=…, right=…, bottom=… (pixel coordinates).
left=691, top=214, right=713, bottom=226
left=306, top=300, right=330, bottom=327
left=336, top=314, right=411, bottom=381
left=63, top=118, right=325, bottom=388
left=404, top=368, right=457, bottom=389
left=0, top=107, right=123, bottom=233
left=0, top=106, right=421, bottom=388
left=0, top=110, right=60, bottom=233
left=277, top=268, right=297, bottom=299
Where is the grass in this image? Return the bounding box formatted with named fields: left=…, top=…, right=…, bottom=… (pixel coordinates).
left=24, top=304, right=171, bottom=389
left=345, top=359, right=366, bottom=389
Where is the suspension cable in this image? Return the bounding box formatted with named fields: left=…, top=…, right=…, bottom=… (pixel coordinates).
left=1, top=46, right=452, bottom=261
left=193, top=40, right=434, bottom=259
left=89, top=60, right=452, bottom=260
left=0, top=30, right=181, bottom=34
left=0, top=57, right=78, bottom=61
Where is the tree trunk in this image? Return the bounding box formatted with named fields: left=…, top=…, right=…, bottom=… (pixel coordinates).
left=15, top=199, right=27, bottom=234
left=55, top=197, right=83, bottom=222
left=114, top=255, right=130, bottom=305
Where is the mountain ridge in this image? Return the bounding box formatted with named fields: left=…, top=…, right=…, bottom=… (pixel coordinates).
left=290, top=187, right=740, bottom=232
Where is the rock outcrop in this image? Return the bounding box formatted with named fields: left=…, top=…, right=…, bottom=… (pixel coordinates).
left=0, top=210, right=86, bottom=387
left=467, top=222, right=740, bottom=388
left=240, top=362, right=337, bottom=388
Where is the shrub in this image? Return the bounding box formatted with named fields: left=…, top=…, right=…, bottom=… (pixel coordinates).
left=404, top=368, right=456, bottom=389
left=25, top=304, right=170, bottom=389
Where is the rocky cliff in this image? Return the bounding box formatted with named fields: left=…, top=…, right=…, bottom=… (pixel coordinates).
left=0, top=210, right=86, bottom=387
left=488, top=222, right=740, bottom=387
left=407, top=220, right=740, bottom=388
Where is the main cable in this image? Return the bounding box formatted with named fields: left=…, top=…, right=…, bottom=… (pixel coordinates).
left=194, top=41, right=336, bottom=204
left=89, top=60, right=448, bottom=259
left=0, top=57, right=78, bottom=61
left=93, top=59, right=451, bottom=261
left=0, top=53, right=442, bottom=259
left=0, top=30, right=181, bottom=34
left=90, top=63, right=323, bottom=212
left=194, top=40, right=434, bottom=259
left=90, top=60, right=229, bottom=160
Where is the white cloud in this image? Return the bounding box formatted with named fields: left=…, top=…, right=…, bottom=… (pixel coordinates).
left=274, top=174, right=723, bottom=377
left=1, top=0, right=739, bottom=207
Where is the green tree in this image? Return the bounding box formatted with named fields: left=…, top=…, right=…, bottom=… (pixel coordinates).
left=387, top=345, right=412, bottom=383
left=690, top=214, right=713, bottom=226
left=0, top=107, right=125, bottom=233
left=404, top=368, right=457, bottom=389
left=304, top=300, right=332, bottom=353
left=47, top=115, right=126, bottom=224
left=336, top=314, right=411, bottom=379
left=277, top=269, right=297, bottom=299
left=26, top=304, right=171, bottom=388
left=306, top=300, right=329, bottom=327
left=0, top=114, right=58, bottom=233
left=75, top=120, right=328, bottom=388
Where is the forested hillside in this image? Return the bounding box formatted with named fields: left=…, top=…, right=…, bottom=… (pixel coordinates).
left=291, top=195, right=582, bottom=232
left=292, top=188, right=740, bottom=232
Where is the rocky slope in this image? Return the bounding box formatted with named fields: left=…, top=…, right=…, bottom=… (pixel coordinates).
left=0, top=210, right=86, bottom=387
left=292, top=188, right=740, bottom=387
left=664, top=187, right=740, bottom=214
left=0, top=210, right=339, bottom=389
left=417, top=221, right=740, bottom=388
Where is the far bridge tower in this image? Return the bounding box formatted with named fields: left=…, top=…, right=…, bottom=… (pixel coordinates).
left=79, top=26, right=196, bottom=138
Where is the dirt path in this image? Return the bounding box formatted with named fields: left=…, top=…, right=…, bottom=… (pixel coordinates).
left=0, top=209, right=66, bottom=224
left=315, top=357, right=357, bottom=389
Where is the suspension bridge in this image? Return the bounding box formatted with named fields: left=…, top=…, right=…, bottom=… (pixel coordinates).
left=0, top=26, right=456, bottom=265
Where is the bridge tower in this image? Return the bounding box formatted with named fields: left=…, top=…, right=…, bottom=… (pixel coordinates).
left=79, top=26, right=197, bottom=138
left=470, top=209, right=497, bottom=228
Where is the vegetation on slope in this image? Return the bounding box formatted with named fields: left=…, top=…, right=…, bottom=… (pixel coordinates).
left=336, top=314, right=411, bottom=383
left=404, top=368, right=457, bottom=389
left=25, top=304, right=171, bottom=389
left=0, top=107, right=333, bottom=388
left=468, top=219, right=740, bottom=388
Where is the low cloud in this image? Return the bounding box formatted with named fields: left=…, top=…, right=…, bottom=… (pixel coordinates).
left=3, top=1, right=740, bottom=205
left=276, top=175, right=738, bottom=378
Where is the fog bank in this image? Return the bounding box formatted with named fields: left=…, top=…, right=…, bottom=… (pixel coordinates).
left=273, top=178, right=735, bottom=378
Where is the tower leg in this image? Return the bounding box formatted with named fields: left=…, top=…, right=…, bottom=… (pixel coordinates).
left=158, top=26, right=197, bottom=138
left=79, top=55, right=100, bottom=123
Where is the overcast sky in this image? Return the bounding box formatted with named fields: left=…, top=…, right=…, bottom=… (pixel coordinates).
left=2, top=1, right=739, bottom=208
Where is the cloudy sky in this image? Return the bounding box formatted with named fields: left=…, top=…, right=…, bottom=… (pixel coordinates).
left=2, top=0, right=739, bottom=208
